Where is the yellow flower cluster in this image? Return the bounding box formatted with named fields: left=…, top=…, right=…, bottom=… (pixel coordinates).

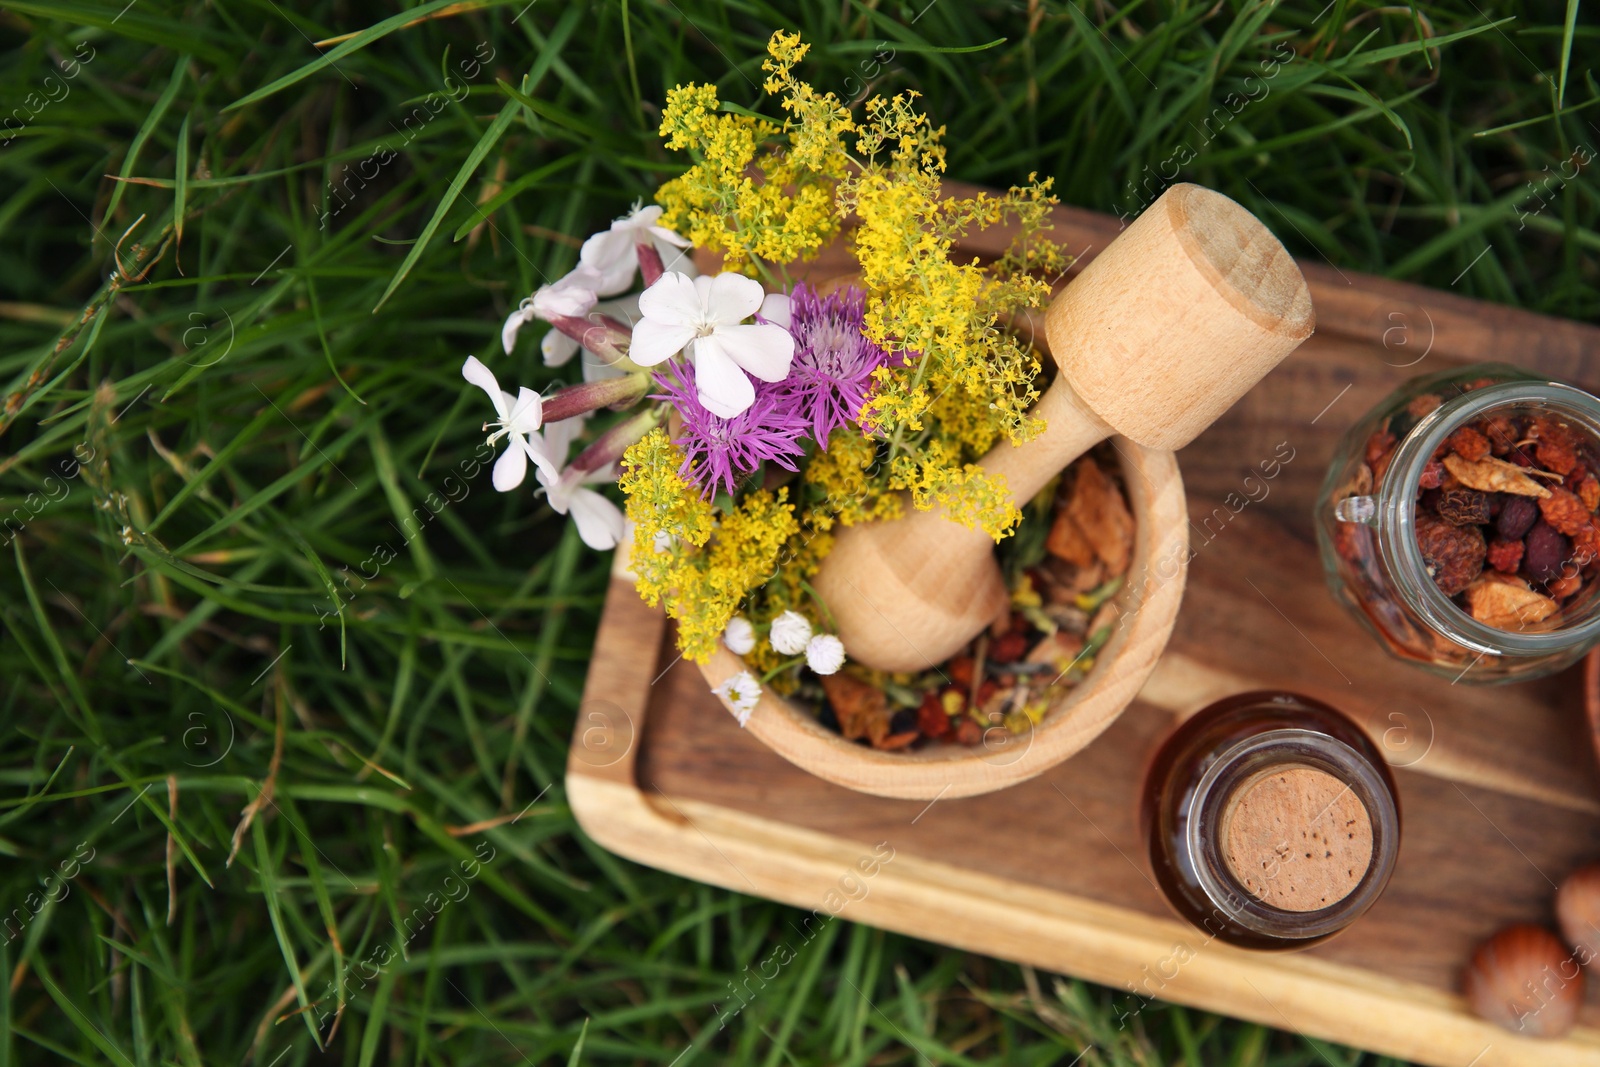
left=633, top=32, right=1078, bottom=653
left=888, top=440, right=1020, bottom=543
left=653, top=32, right=853, bottom=278
left=801, top=430, right=901, bottom=531
left=620, top=431, right=799, bottom=661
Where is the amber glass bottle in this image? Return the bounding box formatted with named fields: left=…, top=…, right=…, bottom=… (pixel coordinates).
left=1141, top=692, right=1401, bottom=950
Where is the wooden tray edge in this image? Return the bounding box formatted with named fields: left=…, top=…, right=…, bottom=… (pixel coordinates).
left=566, top=769, right=1600, bottom=1067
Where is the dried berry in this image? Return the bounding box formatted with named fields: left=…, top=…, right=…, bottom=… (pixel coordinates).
left=990, top=631, right=1029, bottom=663
left=954, top=718, right=982, bottom=745
left=1524, top=522, right=1571, bottom=585
left=1436, top=486, right=1491, bottom=526
left=1365, top=428, right=1396, bottom=466
left=1415, top=512, right=1485, bottom=596
left=1539, top=487, right=1593, bottom=537
left=1447, top=425, right=1491, bottom=463
left=1530, top=416, right=1581, bottom=475
left=1417, top=460, right=1445, bottom=490
left=1486, top=539, right=1524, bottom=574
left=916, top=692, right=951, bottom=738
left=1496, top=496, right=1540, bottom=540
left=1481, top=414, right=1518, bottom=455
left=1574, top=523, right=1600, bottom=568
left=1406, top=393, right=1443, bottom=419
left=947, top=656, right=975, bottom=689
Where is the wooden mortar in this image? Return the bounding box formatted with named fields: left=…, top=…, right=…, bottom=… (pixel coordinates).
left=812, top=183, right=1315, bottom=672
left=697, top=438, right=1186, bottom=799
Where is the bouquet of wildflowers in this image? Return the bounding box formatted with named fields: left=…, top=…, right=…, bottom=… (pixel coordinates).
left=466, top=32, right=1070, bottom=717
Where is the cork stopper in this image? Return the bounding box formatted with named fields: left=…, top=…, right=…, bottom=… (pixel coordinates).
left=1220, top=765, right=1373, bottom=912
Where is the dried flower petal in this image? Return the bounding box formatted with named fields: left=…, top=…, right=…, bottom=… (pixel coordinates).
left=820, top=672, right=892, bottom=745
left=1060, top=456, right=1134, bottom=577
left=1463, top=574, right=1559, bottom=630
left=1442, top=453, right=1553, bottom=499
left=1550, top=573, right=1583, bottom=600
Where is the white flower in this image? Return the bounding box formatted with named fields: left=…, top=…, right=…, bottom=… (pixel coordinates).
left=461, top=356, right=543, bottom=492
left=758, top=292, right=791, bottom=329
left=527, top=416, right=625, bottom=551
left=631, top=272, right=794, bottom=418
left=723, top=616, right=756, bottom=656
left=769, top=610, right=813, bottom=656
left=502, top=265, right=604, bottom=357
left=581, top=203, right=691, bottom=296
left=804, top=634, right=845, bottom=675
left=713, top=670, right=762, bottom=727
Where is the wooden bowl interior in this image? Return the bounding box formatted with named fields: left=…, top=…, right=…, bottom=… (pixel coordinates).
left=699, top=438, right=1190, bottom=799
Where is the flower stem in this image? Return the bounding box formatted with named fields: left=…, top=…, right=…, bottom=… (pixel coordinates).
left=759, top=656, right=805, bottom=684
left=542, top=373, right=650, bottom=423
left=570, top=406, right=662, bottom=474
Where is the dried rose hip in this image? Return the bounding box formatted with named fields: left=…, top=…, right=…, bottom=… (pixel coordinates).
left=1437, top=486, right=1492, bottom=526
left=1415, top=512, right=1486, bottom=596
left=1525, top=522, right=1571, bottom=585
left=1419, top=460, right=1445, bottom=490
left=1487, top=539, right=1525, bottom=574
left=1496, top=497, right=1540, bottom=540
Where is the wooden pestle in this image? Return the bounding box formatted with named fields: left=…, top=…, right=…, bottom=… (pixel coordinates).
left=813, top=183, right=1315, bottom=672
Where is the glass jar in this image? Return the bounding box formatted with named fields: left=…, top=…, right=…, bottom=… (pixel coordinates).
left=1140, top=692, right=1401, bottom=951
left=1315, top=364, right=1600, bottom=683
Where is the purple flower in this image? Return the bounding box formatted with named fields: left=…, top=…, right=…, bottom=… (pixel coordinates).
left=652, top=362, right=808, bottom=498
left=774, top=284, right=894, bottom=448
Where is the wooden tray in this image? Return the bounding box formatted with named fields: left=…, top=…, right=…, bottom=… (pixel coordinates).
left=565, top=187, right=1600, bottom=1067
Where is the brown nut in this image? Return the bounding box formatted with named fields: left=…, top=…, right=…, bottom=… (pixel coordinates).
left=1556, top=864, right=1600, bottom=968
left=1462, top=924, right=1584, bottom=1038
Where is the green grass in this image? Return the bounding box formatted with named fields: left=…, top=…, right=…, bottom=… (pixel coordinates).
left=1, top=1, right=1595, bottom=1063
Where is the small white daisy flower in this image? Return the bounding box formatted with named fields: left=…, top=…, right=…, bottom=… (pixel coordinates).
left=769, top=610, right=813, bottom=656
left=713, top=671, right=762, bottom=727
left=723, top=616, right=756, bottom=656
left=804, top=634, right=845, bottom=675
